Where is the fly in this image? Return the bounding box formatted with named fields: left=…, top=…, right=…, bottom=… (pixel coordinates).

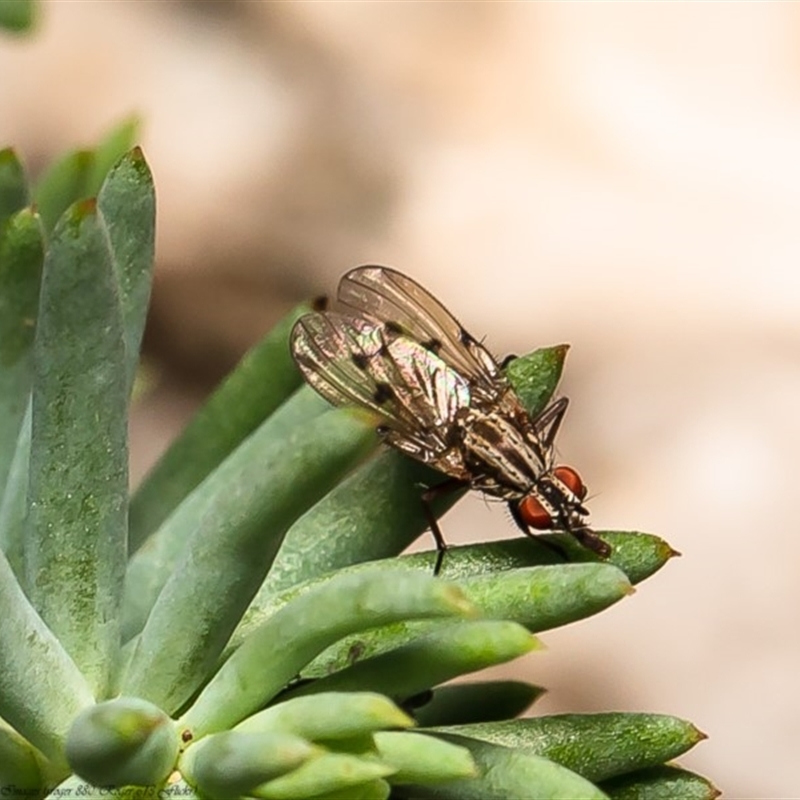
left=290, top=265, right=610, bottom=572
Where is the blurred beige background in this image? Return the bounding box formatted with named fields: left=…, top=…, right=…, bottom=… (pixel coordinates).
left=2, top=2, right=798, bottom=796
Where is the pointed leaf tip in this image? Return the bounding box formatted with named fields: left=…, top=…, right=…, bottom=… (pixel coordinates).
left=58, top=197, right=98, bottom=235
left=9, top=205, right=36, bottom=222
left=75, top=197, right=97, bottom=215
left=693, top=725, right=709, bottom=742
left=504, top=344, right=570, bottom=417
left=116, top=146, right=152, bottom=180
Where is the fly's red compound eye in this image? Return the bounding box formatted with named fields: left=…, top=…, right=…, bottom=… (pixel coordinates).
left=553, top=465, right=587, bottom=500
left=517, top=495, right=553, bottom=530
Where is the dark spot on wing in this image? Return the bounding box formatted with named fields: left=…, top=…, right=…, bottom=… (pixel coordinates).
left=460, top=328, right=477, bottom=346
left=351, top=352, right=369, bottom=370
left=385, top=320, right=404, bottom=336
left=311, top=295, right=328, bottom=312
left=422, top=337, right=443, bottom=354
left=373, top=382, right=395, bottom=405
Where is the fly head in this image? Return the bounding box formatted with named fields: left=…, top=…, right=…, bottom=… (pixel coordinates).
left=511, top=465, right=611, bottom=557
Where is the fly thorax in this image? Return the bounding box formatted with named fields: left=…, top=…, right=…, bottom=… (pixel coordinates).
left=459, top=408, right=547, bottom=496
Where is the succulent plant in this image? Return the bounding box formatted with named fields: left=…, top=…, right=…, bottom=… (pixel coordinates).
left=0, top=0, right=35, bottom=34
left=0, top=128, right=719, bottom=799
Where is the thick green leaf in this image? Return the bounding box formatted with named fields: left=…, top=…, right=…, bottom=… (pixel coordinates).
left=532, top=531, right=680, bottom=585
left=257, top=449, right=466, bottom=597
left=0, top=0, right=35, bottom=33
left=87, top=117, right=140, bottom=196
left=33, top=119, right=140, bottom=236
left=374, top=731, right=476, bottom=784
left=179, top=730, right=318, bottom=799
left=65, top=698, right=178, bottom=788
left=122, top=386, right=350, bottom=642
left=599, top=765, right=720, bottom=800
left=434, top=714, right=706, bottom=783
left=504, top=344, right=569, bottom=417
left=179, top=569, right=475, bottom=738
left=249, top=499, right=669, bottom=642
left=33, top=150, right=94, bottom=235
left=96, top=146, right=155, bottom=392
left=302, top=563, right=630, bottom=678
left=413, top=681, right=544, bottom=727
left=121, top=407, right=377, bottom=713
left=252, top=752, right=395, bottom=800
left=237, top=692, right=412, bottom=741
left=0, top=207, right=43, bottom=494
left=285, top=620, right=539, bottom=701
left=0, top=719, right=45, bottom=792
left=409, top=734, right=607, bottom=800
left=0, top=399, right=30, bottom=575
left=0, top=548, right=94, bottom=769
left=404, top=531, right=676, bottom=586
left=129, top=303, right=314, bottom=552
left=462, top=563, right=632, bottom=631
left=0, top=148, right=29, bottom=225
left=24, top=199, right=128, bottom=697
left=461, top=563, right=631, bottom=631
left=309, top=780, right=390, bottom=800
left=229, top=531, right=668, bottom=662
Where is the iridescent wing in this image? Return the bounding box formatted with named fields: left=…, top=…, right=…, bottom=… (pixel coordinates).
left=291, top=311, right=472, bottom=459
left=337, top=266, right=503, bottom=394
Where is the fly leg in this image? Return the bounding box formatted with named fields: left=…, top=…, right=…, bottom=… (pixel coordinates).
left=510, top=499, right=611, bottom=560
left=569, top=527, right=612, bottom=558
left=420, top=478, right=466, bottom=576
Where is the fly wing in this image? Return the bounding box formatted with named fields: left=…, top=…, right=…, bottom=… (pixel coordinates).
left=291, top=312, right=388, bottom=416
left=291, top=311, right=472, bottom=458
left=338, top=266, right=503, bottom=393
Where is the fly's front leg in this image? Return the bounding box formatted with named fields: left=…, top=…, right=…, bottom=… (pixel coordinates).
left=420, top=478, right=466, bottom=576
left=569, top=527, right=612, bottom=558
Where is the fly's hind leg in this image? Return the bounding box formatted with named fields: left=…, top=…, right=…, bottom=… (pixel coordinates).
left=420, top=478, right=467, bottom=576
